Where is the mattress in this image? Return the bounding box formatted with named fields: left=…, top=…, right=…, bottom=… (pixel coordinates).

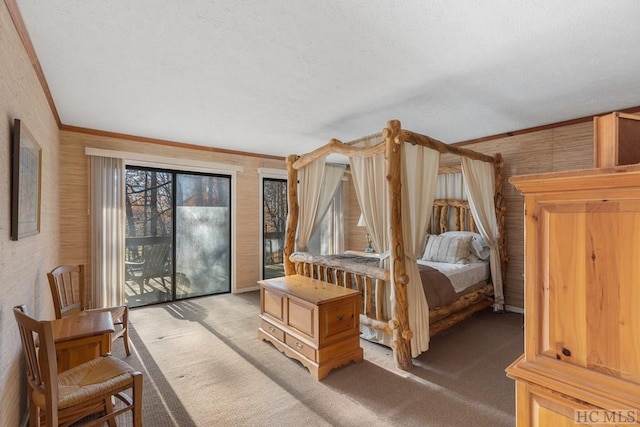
left=417, top=259, right=490, bottom=294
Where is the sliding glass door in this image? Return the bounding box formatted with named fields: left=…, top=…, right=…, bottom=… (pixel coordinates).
left=125, top=166, right=231, bottom=307
left=175, top=173, right=231, bottom=299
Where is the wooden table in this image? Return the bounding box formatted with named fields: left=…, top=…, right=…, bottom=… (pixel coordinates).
left=52, top=311, right=115, bottom=372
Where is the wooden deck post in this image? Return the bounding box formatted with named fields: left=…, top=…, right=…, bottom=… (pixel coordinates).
left=385, top=119, right=413, bottom=371
left=284, top=154, right=299, bottom=275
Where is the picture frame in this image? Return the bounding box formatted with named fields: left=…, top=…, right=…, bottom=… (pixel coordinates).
left=11, top=119, right=42, bottom=240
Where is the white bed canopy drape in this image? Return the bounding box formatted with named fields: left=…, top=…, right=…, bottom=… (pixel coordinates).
left=311, top=164, right=346, bottom=237
left=296, top=159, right=346, bottom=252
left=296, top=156, right=326, bottom=251
left=348, top=135, right=388, bottom=256
left=400, top=144, right=439, bottom=356
left=435, top=172, right=464, bottom=199
left=461, top=157, right=505, bottom=309
left=348, top=135, right=392, bottom=343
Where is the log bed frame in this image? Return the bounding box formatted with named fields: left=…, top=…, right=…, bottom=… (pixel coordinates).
left=283, top=120, right=507, bottom=370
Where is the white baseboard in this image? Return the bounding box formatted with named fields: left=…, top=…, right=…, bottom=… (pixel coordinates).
left=234, top=285, right=259, bottom=293
left=505, top=305, right=524, bottom=314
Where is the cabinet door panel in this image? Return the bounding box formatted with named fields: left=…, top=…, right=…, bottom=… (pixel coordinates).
left=516, top=381, right=597, bottom=427
left=288, top=297, right=315, bottom=339
left=262, top=286, right=285, bottom=321
left=540, top=199, right=640, bottom=383
left=544, top=207, right=587, bottom=367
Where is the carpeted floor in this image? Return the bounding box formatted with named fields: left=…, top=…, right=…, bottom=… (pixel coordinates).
left=112, top=291, right=523, bottom=426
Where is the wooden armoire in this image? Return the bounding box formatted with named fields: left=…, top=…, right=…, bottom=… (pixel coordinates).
left=507, top=112, right=640, bottom=425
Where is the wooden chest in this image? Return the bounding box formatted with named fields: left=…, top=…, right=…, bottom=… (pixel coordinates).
left=258, top=274, right=363, bottom=380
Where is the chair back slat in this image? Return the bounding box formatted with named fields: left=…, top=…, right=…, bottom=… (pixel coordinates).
left=48, top=265, right=85, bottom=318
left=13, top=305, right=60, bottom=423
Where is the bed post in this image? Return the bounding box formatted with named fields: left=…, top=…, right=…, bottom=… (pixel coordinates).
left=493, top=153, right=508, bottom=289
left=385, top=120, right=413, bottom=371
left=284, top=154, right=299, bottom=276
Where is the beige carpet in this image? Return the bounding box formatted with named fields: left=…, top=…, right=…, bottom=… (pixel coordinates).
left=112, top=291, right=523, bottom=426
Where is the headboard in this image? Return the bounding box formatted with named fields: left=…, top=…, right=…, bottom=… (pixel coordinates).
left=428, top=199, right=477, bottom=234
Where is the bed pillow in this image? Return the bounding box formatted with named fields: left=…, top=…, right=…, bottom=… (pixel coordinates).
left=440, top=231, right=491, bottom=260
left=421, top=234, right=472, bottom=264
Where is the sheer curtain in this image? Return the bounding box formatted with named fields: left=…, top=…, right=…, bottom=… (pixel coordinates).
left=330, top=182, right=345, bottom=254
left=296, top=156, right=326, bottom=251
left=435, top=173, right=464, bottom=200
left=349, top=137, right=390, bottom=343
left=349, top=139, right=388, bottom=256
left=401, top=144, right=439, bottom=356
left=89, top=156, right=126, bottom=308
left=311, top=164, right=346, bottom=236
left=461, top=157, right=504, bottom=310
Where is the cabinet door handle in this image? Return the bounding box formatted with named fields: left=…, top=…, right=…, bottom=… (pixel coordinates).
left=336, top=314, right=345, bottom=321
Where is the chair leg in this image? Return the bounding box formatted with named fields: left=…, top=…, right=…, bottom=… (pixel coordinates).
left=122, top=306, right=131, bottom=356
left=29, top=397, right=38, bottom=427
left=132, top=372, right=143, bottom=427
left=104, top=396, right=117, bottom=427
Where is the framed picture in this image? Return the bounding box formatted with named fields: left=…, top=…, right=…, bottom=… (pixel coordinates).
left=11, top=119, right=42, bottom=240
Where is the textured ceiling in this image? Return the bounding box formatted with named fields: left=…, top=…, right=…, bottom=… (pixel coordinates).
left=15, top=0, right=640, bottom=158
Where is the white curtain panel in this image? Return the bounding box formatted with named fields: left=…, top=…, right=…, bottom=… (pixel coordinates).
left=296, top=156, right=326, bottom=251
left=349, top=137, right=390, bottom=344
left=461, top=157, right=504, bottom=309
left=311, top=164, right=346, bottom=237
left=435, top=172, right=464, bottom=200
left=89, top=156, right=126, bottom=308
left=331, top=182, right=345, bottom=254
left=401, top=144, right=439, bottom=356
left=349, top=140, right=388, bottom=257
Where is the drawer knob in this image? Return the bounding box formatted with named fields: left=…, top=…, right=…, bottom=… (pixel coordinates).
left=268, top=326, right=276, bottom=333
left=336, top=314, right=345, bottom=321
left=562, top=347, right=571, bottom=357
left=296, top=342, right=303, bottom=350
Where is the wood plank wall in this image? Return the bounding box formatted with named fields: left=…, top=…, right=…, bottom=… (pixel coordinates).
left=344, top=117, right=639, bottom=310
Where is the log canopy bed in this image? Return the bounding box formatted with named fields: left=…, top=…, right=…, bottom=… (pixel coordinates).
left=283, top=120, right=507, bottom=371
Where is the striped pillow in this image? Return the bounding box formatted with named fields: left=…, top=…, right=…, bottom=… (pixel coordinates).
left=422, top=234, right=472, bottom=264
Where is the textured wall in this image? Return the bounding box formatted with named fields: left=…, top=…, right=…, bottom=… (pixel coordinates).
left=0, top=2, right=60, bottom=425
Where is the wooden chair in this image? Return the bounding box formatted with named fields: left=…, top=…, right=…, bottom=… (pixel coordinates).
left=125, top=243, right=171, bottom=293
left=13, top=305, right=143, bottom=427
left=47, top=264, right=131, bottom=357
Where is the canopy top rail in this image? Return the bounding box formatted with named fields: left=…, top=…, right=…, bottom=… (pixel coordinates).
left=291, top=120, right=496, bottom=171
left=344, top=131, right=384, bottom=146
left=292, top=138, right=386, bottom=170
left=400, top=129, right=495, bottom=163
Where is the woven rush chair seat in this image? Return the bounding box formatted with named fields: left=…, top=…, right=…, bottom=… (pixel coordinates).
left=32, top=356, right=136, bottom=410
